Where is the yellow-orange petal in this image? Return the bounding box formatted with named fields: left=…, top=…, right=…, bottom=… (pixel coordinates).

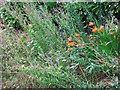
left=91, top=27, right=97, bottom=32
left=98, top=25, right=104, bottom=31
left=67, top=36, right=72, bottom=41
left=67, top=48, right=71, bottom=51
left=67, top=42, right=74, bottom=46
left=75, top=33, right=80, bottom=37
left=76, top=44, right=81, bottom=47
left=89, top=22, right=94, bottom=26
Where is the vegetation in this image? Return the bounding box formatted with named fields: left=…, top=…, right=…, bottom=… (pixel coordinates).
left=1, top=1, right=119, bottom=88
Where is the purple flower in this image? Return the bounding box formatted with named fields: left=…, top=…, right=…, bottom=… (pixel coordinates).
left=37, top=10, right=41, bottom=14
left=24, top=45, right=27, bottom=48
left=56, top=58, right=60, bottom=62
left=105, top=24, right=109, bottom=27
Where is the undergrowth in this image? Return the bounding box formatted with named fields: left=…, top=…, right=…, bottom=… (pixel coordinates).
left=1, top=2, right=119, bottom=88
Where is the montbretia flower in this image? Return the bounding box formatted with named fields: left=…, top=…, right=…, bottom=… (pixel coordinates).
left=67, top=48, right=71, bottom=51
left=67, top=36, right=72, bottom=42
left=76, top=44, right=81, bottom=47
left=89, top=22, right=94, bottom=26
left=91, top=27, right=97, bottom=32
left=76, top=43, right=84, bottom=47
left=67, top=41, right=74, bottom=46
left=75, top=33, right=80, bottom=37
left=98, top=25, right=104, bottom=31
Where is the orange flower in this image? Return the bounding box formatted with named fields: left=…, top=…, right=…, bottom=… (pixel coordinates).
left=98, top=25, right=104, bottom=31
left=67, top=41, right=74, bottom=46
left=76, top=44, right=81, bottom=47
left=91, top=27, right=97, bottom=32
left=75, top=33, right=80, bottom=37
left=89, top=22, right=94, bottom=26
left=76, top=43, right=84, bottom=47
left=67, top=36, right=72, bottom=41
left=67, top=48, right=71, bottom=51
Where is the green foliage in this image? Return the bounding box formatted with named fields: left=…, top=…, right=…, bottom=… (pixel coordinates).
left=0, top=7, right=21, bottom=29
left=63, top=2, right=120, bottom=32
left=23, top=66, right=91, bottom=88
left=96, top=16, right=119, bottom=56
left=24, top=6, right=62, bottom=53
left=1, top=2, right=119, bottom=88
left=98, top=30, right=118, bottom=56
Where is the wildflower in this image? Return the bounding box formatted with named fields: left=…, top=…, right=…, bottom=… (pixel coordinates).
left=89, top=22, right=94, bottom=26
left=76, top=43, right=84, bottom=47
left=98, top=25, right=104, bottom=31
left=24, top=46, right=27, bottom=48
left=91, top=27, right=97, bottom=32
left=67, top=48, right=71, bottom=51
left=37, top=10, right=41, bottom=14
left=67, top=41, right=74, bottom=46
left=76, top=44, right=81, bottom=47
left=75, top=33, right=80, bottom=37
left=56, top=58, right=60, bottom=62
left=67, top=36, right=72, bottom=41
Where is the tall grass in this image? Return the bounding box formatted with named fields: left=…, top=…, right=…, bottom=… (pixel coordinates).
left=1, top=2, right=119, bottom=88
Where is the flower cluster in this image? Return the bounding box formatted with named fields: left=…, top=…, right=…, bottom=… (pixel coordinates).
left=66, top=33, right=84, bottom=51
left=89, top=22, right=104, bottom=32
